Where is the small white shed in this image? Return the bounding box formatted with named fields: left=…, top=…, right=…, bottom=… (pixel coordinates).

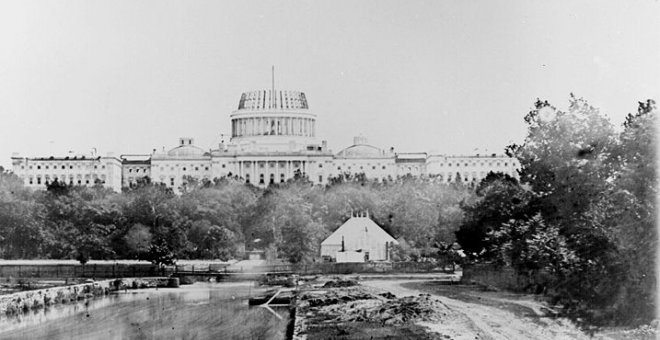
left=320, top=213, right=398, bottom=262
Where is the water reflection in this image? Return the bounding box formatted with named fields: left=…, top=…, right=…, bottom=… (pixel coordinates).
left=0, top=282, right=289, bottom=340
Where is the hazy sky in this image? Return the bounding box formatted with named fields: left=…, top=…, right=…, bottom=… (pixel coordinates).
left=1, top=1, right=658, bottom=168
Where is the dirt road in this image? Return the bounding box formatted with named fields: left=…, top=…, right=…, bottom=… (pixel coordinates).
left=362, top=279, right=614, bottom=340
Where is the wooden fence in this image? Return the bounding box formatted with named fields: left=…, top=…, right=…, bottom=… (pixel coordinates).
left=0, top=260, right=453, bottom=279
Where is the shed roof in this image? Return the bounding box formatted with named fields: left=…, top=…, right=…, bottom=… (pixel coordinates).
left=321, top=216, right=397, bottom=246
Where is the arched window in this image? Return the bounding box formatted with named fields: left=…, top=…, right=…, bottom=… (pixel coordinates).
left=269, top=173, right=275, bottom=184
left=280, top=173, right=285, bottom=183
left=259, top=174, right=264, bottom=184
left=245, top=174, right=250, bottom=184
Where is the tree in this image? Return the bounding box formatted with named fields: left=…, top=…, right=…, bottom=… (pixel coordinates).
left=124, top=223, right=153, bottom=258
left=456, top=173, right=533, bottom=257
left=485, top=96, right=657, bottom=327
left=591, top=99, right=658, bottom=325
left=188, top=219, right=239, bottom=260
left=262, top=184, right=327, bottom=264
left=145, top=240, right=176, bottom=267
left=508, top=95, right=616, bottom=232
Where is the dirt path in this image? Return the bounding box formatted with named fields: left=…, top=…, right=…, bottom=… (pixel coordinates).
left=362, top=279, right=610, bottom=340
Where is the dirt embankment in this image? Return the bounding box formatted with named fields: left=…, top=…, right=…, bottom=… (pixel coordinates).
left=362, top=280, right=658, bottom=340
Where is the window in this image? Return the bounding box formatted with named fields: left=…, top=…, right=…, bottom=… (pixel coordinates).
left=245, top=174, right=250, bottom=184
left=280, top=173, right=285, bottom=183
left=372, top=166, right=376, bottom=170
left=70, top=165, right=73, bottom=169
left=318, top=164, right=323, bottom=168
left=45, top=165, right=49, bottom=169
left=337, top=166, right=342, bottom=170
left=504, top=162, right=508, bottom=166
left=448, top=163, right=452, bottom=167
left=318, top=175, right=323, bottom=183
left=85, top=180, right=89, bottom=184
left=259, top=174, right=264, bottom=184
left=37, top=177, right=41, bottom=184
left=29, top=166, right=32, bottom=169
left=269, top=174, right=275, bottom=184
left=182, top=167, right=186, bottom=171
left=222, top=164, right=226, bottom=168
left=170, top=178, right=175, bottom=186
left=94, top=165, right=97, bottom=169
left=129, top=169, right=133, bottom=173
left=77, top=180, right=81, bottom=185
left=195, top=167, right=199, bottom=171
left=61, top=165, right=65, bottom=169
left=382, top=166, right=386, bottom=170
left=37, top=165, right=41, bottom=170
left=29, top=178, right=33, bottom=184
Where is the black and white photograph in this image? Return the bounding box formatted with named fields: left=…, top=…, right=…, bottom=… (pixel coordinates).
left=0, top=1, right=658, bottom=339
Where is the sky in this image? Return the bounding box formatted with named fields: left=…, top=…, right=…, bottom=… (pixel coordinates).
left=1, top=0, right=658, bottom=168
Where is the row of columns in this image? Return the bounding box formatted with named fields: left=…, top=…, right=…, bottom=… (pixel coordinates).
left=232, top=117, right=315, bottom=137
left=236, top=160, right=307, bottom=185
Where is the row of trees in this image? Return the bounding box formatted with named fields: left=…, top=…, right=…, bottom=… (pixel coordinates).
left=0, top=166, right=472, bottom=266
left=455, top=96, right=657, bottom=327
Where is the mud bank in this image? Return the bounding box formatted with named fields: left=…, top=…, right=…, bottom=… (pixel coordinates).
left=0, top=277, right=178, bottom=317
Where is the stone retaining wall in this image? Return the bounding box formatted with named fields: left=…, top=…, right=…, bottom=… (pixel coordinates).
left=0, top=277, right=178, bottom=316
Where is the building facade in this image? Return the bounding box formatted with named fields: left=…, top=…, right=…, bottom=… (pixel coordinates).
left=11, top=87, right=520, bottom=192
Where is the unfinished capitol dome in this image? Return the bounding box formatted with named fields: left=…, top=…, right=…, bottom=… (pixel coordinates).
left=229, top=88, right=319, bottom=152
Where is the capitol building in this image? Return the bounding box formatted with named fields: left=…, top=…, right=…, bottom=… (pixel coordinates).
left=11, top=86, right=520, bottom=192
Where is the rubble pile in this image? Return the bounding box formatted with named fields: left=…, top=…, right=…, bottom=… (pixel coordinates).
left=333, top=293, right=446, bottom=325
left=303, top=289, right=375, bottom=308
left=301, top=287, right=447, bottom=326
left=322, top=279, right=359, bottom=288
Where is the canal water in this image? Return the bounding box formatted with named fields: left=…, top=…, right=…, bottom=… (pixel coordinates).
left=0, top=282, right=290, bottom=340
